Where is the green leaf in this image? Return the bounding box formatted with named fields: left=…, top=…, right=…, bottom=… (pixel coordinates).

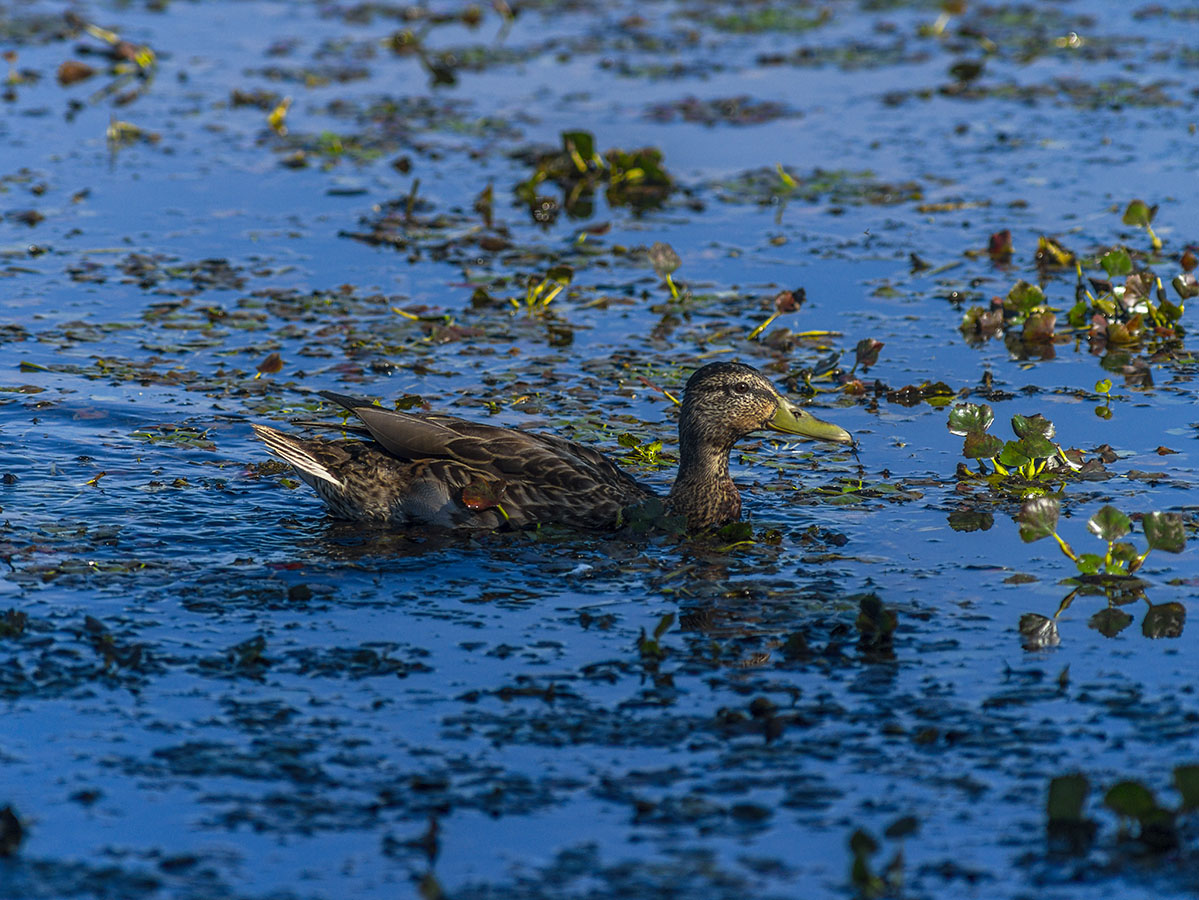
left=1048, top=774, right=1089, bottom=823
left=1100, top=248, right=1133, bottom=278
left=997, top=441, right=1031, bottom=468
left=1121, top=199, right=1156, bottom=228
left=1143, top=512, right=1185, bottom=553
left=962, top=431, right=1004, bottom=460
left=647, top=241, right=681, bottom=278
left=1109, top=541, right=1138, bottom=573
left=1174, top=765, right=1199, bottom=812
left=1011, top=414, right=1055, bottom=441
left=1005, top=279, right=1046, bottom=315
left=948, top=402, right=993, bottom=437
left=1094, top=378, right=1112, bottom=394
left=1087, top=505, right=1130, bottom=542
left=1016, top=496, right=1060, bottom=542
left=1075, top=553, right=1104, bottom=576
left=1104, top=780, right=1158, bottom=822
left=1016, top=434, right=1057, bottom=461
left=561, top=130, right=596, bottom=162
left=1066, top=299, right=1089, bottom=329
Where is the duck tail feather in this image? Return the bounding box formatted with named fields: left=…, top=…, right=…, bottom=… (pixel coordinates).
left=251, top=424, right=345, bottom=487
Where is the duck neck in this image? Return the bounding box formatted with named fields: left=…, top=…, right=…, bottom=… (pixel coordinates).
left=668, top=417, right=740, bottom=529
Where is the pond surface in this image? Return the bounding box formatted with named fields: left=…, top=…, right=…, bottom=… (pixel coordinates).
left=3, top=0, right=1199, bottom=897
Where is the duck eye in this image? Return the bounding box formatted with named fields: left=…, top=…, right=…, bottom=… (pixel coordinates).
left=732, top=382, right=751, bottom=395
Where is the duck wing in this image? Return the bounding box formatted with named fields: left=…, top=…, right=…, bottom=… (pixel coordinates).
left=318, top=391, right=655, bottom=527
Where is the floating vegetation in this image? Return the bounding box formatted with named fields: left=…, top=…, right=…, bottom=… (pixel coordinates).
left=948, top=404, right=1102, bottom=489
left=513, top=130, right=674, bottom=221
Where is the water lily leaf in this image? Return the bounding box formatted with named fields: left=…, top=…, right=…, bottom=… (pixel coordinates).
left=1100, top=248, right=1133, bottom=278
left=774, top=288, right=804, bottom=313
left=1048, top=774, right=1089, bottom=823
left=461, top=478, right=505, bottom=510
left=1075, top=553, right=1104, bottom=576
left=1016, top=434, right=1057, bottom=461
left=854, top=337, right=884, bottom=369
left=1174, top=765, right=1199, bottom=812
left=962, top=431, right=1004, bottom=460
left=988, top=229, right=1012, bottom=260
left=1011, top=414, right=1055, bottom=441
left=997, top=441, right=1031, bottom=468
left=1172, top=272, right=1199, bottom=299
left=256, top=351, right=283, bottom=375
left=1143, top=511, right=1185, bottom=553
left=1143, top=601, right=1185, bottom=639
left=1087, top=506, right=1130, bottom=541
left=1066, top=299, right=1089, bottom=329
left=1017, top=497, right=1059, bottom=542
left=1104, top=781, right=1159, bottom=822
left=1018, top=612, right=1059, bottom=650
left=1089, top=606, right=1133, bottom=637
left=1022, top=311, right=1056, bottom=342
left=947, top=402, right=993, bottom=436
left=648, top=241, right=681, bottom=278
left=1005, top=279, right=1045, bottom=315
left=1122, top=199, right=1156, bottom=228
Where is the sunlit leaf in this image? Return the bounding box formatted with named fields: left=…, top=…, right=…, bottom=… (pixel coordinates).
left=1143, top=511, right=1185, bottom=553
left=1087, top=505, right=1130, bottom=542
left=1047, top=774, right=1089, bottom=823
left=1172, top=272, right=1199, bottom=299
left=1035, top=235, right=1073, bottom=268
left=1094, top=378, right=1112, bottom=395
left=1016, top=496, right=1060, bottom=542
left=1022, top=311, right=1056, bottom=342
left=854, top=337, right=884, bottom=369
left=1075, top=553, right=1104, bottom=576
left=1109, top=541, right=1137, bottom=573
left=947, top=402, right=993, bottom=436
left=1010, top=414, right=1055, bottom=441
left=962, top=431, right=1004, bottom=460
left=1100, top=248, right=1133, bottom=278
left=997, top=441, right=1031, bottom=468
left=1121, top=199, right=1156, bottom=228
left=1005, top=279, right=1045, bottom=315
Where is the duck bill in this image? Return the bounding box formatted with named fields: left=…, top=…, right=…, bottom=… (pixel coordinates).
left=768, top=398, right=853, bottom=444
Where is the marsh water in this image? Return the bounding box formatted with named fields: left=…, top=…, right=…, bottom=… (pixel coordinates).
left=3, top=1, right=1199, bottom=897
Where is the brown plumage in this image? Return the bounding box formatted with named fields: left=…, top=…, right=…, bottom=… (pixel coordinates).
left=252, top=361, right=853, bottom=531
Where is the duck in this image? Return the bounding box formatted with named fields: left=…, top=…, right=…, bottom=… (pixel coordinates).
left=251, top=361, right=853, bottom=532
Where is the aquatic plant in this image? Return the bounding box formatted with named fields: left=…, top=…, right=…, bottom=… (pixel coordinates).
left=1047, top=766, right=1199, bottom=855
left=947, top=404, right=1096, bottom=486
left=1016, top=496, right=1184, bottom=578
left=514, top=130, right=673, bottom=221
